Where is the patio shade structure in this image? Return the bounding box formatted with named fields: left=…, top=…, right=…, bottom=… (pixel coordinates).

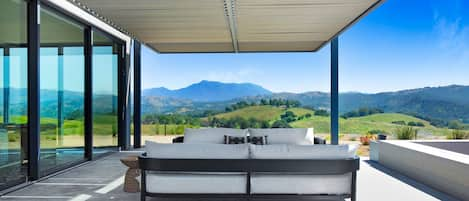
left=73, top=0, right=383, bottom=53
left=68, top=0, right=384, bottom=145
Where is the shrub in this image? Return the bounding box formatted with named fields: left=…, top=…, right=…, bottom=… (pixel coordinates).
left=392, top=121, right=406, bottom=125
left=8, top=134, right=19, bottom=142
left=45, top=135, right=57, bottom=141
left=314, top=109, right=329, bottom=117
left=368, top=129, right=387, bottom=135
left=407, top=121, right=425, bottom=127
left=447, top=130, right=468, bottom=139
left=395, top=126, right=417, bottom=140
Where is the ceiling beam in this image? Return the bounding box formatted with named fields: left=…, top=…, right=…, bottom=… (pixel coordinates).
left=224, top=0, right=239, bottom=53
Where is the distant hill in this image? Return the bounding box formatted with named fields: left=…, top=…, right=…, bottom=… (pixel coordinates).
left=143, top=80, right=272, bottom=102
left=142, top=84, right=469, bottom=122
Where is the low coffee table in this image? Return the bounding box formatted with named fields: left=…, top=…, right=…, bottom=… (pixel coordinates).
left=120, top=155, right=140, bottom=193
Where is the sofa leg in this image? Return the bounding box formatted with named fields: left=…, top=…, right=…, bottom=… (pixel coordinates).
left=141, top=170, right=146, bottom=201
left=351, top=172, right=357, bottom=201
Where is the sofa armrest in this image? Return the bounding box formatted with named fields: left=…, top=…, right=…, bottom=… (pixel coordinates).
left=314, top=137, right=326, bottom=144
left=172, top=136, right=184, bottom=143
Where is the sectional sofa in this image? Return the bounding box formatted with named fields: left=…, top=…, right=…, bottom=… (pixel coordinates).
left=139, top=128, right=359, bottom=201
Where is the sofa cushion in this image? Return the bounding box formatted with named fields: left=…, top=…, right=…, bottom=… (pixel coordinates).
left=250, top=173, right=352, bottom=194
left=249, top=144, right=358, bottom=159
left=184, top=128, right=247, bottom=144
left=248, top=128, right=314, bottom=145
left=145, top=141, right=249, bottom=159
left=147, top=173, right=247, bottom=194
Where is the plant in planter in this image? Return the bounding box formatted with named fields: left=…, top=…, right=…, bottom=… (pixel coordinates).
left=395, top=126, right=418, bottom=140
left=360, top=134, right=376, bottom=145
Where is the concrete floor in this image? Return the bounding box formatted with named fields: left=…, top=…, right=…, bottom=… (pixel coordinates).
left=0, top=152, right=460, bottom=201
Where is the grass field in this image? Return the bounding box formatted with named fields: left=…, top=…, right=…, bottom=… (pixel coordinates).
left=2, top=114, right=118, bottom=149
left=291, top=113, right=451, bottom=137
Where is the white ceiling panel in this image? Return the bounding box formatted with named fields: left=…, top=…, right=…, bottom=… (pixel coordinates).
left=73, top=0, right=383, bottom=53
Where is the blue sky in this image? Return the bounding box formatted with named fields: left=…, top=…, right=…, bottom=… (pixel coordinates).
left=141, top=0, right=469, bottom=93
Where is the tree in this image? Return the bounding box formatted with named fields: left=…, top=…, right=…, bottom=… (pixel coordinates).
left=448, top=120, right=463, bottom=129
left=315, top=109, right=330, bottom=117
left=280, top=111, right=297, bottom=122
left=260, top=121, right=270, bottom=128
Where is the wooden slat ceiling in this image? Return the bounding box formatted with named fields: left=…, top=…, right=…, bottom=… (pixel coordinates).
left=74, top=0, right=383, bottom=53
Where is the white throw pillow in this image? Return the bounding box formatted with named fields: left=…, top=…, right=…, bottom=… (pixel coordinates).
left=249, top=144, right=358, bottom=159
left=184, top=128, right=248, bottom=144
left=145, top=141, right=249, bottom=159
left=248, top=128, right=314, bottom=145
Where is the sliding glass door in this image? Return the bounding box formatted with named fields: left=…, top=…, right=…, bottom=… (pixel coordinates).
left=92, top=31, right=120, bottom=157
left=39, top=7, right=86, bottom=175
left=0, top=0, right=29, bottom=190
left=0, top=0, right=128, bottom=189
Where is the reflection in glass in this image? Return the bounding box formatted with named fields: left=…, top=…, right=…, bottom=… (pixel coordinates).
left=92, top=31, right=119, bottom=156
left=0, top=0, right=28, bottom=190
left=39, top=8, right=85, bottom=175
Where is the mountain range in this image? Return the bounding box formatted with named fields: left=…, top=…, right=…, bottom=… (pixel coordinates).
left=142, top=80, right=272, bottom=102
left=142, top=81, right=469, bottom=122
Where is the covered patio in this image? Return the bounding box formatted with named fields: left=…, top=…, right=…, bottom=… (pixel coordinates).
left=1, top=0, right=466, bottom=200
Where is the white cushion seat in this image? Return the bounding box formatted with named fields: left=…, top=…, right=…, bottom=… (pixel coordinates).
left=249, top=144, right=357, bottom=195
left=146, top=173, right=247, bottom=194
left=145, top=141, right=249, bottom=159
left=250, top=173, right=352, bottom=194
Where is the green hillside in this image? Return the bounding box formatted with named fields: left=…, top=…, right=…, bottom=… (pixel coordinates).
left=291, top=113, right=451, bottom=136
left=209, top=106, right=451, bottom=136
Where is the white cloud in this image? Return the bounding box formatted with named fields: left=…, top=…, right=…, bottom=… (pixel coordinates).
left=432, top=7, right=469, bottom=69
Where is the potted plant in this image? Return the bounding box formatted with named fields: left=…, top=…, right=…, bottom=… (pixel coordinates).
left=360, top=134, right=376, bottom=145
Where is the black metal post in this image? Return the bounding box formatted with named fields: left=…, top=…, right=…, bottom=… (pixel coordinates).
left=118, top=44, right=130, bottom=150
left=84, top=27, right=93, bottom=160
left=3, top=48, right=10, bottom=125
left=27, top=0, right=40, bottom=180
left=133, top=41, right=141, bottom=148
left=331, top=37, right=339, bottom=145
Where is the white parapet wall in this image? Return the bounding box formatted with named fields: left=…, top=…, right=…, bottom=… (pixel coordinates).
left=378, top=140, right=469, bottom=201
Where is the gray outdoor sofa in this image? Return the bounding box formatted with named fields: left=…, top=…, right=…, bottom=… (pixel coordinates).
left=139, top=128, right=360, bottom=201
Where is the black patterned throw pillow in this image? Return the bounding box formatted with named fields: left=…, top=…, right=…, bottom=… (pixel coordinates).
left=248, top=136, right=268, bottom=145
left=224, top=135, right=246, bottom=144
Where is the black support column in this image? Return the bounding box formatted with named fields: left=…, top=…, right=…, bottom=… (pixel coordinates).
left=330, top=37, right=339, bottom=145
left=118, top=44, right=130, bottom=150
left=3, top=48, right=10, bottom=125
left=133, top=41, right=141, bottom=148
left=27, top=0, right=40, bottom=180
left=84, top=27, right=93, bottom=160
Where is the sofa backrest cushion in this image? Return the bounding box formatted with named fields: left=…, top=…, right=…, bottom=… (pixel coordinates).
left=248, top=128, right=314, bottom=145
left=145, top=141, right=249, bottom=159
left=249, top=144, right=358, bottom=159
left=184, top=128, right=248, bottom=144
